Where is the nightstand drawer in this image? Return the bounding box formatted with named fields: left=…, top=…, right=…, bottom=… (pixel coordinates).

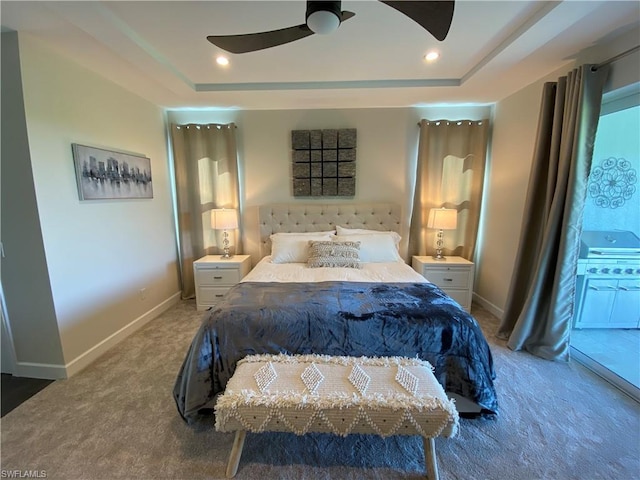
left=425, top=270, right=470, bottom=289
left=197, top=286, right=232, bottom=304
left=446, top=289, right=471, bottom=309
left=195, top=268, right=240, bottom=286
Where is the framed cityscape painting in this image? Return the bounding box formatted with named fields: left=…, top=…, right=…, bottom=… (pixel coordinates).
left=71, top=143, right=153, bottom=200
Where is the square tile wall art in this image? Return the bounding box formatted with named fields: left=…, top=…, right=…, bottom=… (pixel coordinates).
left=291, top=129, right=356, bottom=197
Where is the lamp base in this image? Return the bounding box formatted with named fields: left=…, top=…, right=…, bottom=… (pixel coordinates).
left=220, top=230, right=234, bottom=259
left=432, top=230, right=447, bottom=260
left=432, top=248, right=448, bottom=261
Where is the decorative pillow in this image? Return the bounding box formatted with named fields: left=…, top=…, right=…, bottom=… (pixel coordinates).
left=271, top=234, right=334, bottom=263
left=334, top=234, right=402, bottom=263
left=335, top=226, right=401, bottom=247
left=307, top=241, right=362, bottom=269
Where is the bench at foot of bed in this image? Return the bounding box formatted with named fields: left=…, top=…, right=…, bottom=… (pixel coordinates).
left=214, top=353, right=459, bottom=479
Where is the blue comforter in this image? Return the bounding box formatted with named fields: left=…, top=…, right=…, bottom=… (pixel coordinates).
left=173, top=281, right=498, bottom=423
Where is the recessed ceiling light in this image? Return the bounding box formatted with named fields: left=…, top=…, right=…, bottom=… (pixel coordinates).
left=216, top=56, right=229, bottom=66
left=424, top=51, right=440, bottom=62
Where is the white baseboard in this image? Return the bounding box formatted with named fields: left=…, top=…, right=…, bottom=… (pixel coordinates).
left=13, top=361, right=67, bottom=380
left=472, top=292, right=504, bottom=319
left=64, top=291, right=181, bottom=378
left=11, top=292, right=182, bottom=380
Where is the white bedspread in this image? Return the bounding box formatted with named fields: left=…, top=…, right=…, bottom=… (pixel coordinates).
left=242, top=256, right=428, bottom=283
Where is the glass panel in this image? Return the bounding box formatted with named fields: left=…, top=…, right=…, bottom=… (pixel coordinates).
left=571, top=90, right=640, bottom=401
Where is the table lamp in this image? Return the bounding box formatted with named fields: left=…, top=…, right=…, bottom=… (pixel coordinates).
left=211, top=208, right=238, bottom=259
left=427, top=208, right=457, bottom=260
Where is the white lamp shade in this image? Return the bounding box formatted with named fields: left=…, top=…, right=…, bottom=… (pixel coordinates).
left=211, top=209, right=238, bottom=230
left=427, top=208, right=457, bottom=230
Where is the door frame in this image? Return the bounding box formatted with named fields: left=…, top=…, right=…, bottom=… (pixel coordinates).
left=1, top=279, right=17, bottom=375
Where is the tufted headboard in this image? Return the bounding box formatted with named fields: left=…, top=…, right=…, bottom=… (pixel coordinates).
left=258, top=203, right=401, bottom=258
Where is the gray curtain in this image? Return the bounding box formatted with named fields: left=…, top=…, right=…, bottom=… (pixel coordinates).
left=409, top=120, right=489, bottom=260
left=170, top=123, right=242, bottom=299
left=497, top=65, right=610, bottom=360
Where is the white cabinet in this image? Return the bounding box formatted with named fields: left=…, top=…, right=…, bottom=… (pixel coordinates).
left=193, top=255, right=251, bottom=310
left=412, top=256, right=475, bottom=312
left=574, top=277, right=640, bottom=328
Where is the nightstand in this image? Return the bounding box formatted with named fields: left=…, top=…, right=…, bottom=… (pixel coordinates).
left=412, top=256, right=475, bottom=312
left=194, top=255, right=252, bottom=310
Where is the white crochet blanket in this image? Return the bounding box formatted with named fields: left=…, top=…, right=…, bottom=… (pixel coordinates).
left=215, top=354, right=459, bottom=439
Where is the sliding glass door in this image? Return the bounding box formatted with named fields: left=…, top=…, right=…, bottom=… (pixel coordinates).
left=571, top=83, right=640, bottom=401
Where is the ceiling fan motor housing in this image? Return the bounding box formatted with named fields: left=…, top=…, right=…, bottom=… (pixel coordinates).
left=306, top=1, right=342, bottom=34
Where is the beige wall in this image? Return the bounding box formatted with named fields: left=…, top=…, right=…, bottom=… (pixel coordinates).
left=4, top=30, right=490, bottom=377
left=6, top=24, right=636, bottom=376
left=474, top=76, right=551, bottom=315
left=167, top=105, right=491, bottom=262
left=9, top=34, right=181, bottom=376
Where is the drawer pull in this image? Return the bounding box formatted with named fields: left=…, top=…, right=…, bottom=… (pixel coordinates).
left=213, top=276, right=223, bottom=280
left=443, top=278, right=453, bottom=282
left=215, top=294, right=224, bottom=297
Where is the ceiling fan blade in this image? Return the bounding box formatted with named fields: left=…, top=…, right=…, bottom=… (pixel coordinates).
left=340, top=11, right=356, bottom=22
left=207, top=23, right=314, bottom=54
left=380, top=1, right=454, bottom=41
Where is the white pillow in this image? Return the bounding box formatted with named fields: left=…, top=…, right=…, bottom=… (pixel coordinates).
left=335, top=226, right=401, bottom=247
left=271, top=231, right=336, bottom=236
left=270, top=234, right=334, bottom=263
left=334, top=234, right=402, bottom=263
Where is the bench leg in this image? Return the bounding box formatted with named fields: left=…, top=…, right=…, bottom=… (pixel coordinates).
left=226, top=430, right=247, bottom=478
left=423, top=437, right=439, bottom=480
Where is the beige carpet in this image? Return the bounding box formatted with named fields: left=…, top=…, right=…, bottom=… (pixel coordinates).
left=1, top=300, right=639, bottom=480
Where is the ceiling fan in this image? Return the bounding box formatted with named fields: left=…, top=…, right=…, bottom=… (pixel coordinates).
left=207, top=1, right=455, bottom=54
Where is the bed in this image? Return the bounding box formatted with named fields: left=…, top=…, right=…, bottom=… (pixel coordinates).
left=173, top=204, right=498, bottom=423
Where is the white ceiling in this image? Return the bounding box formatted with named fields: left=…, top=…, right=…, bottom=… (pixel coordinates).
left=1, top=0, right=639, bottom=110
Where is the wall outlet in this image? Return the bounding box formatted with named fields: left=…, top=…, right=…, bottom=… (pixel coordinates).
left=139, top=288, right=147, bottom=300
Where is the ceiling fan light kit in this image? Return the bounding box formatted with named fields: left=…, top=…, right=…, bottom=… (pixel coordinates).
left=306, top=1, right=342, bottom=34
left=206, top=1, right=454, bottom=54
